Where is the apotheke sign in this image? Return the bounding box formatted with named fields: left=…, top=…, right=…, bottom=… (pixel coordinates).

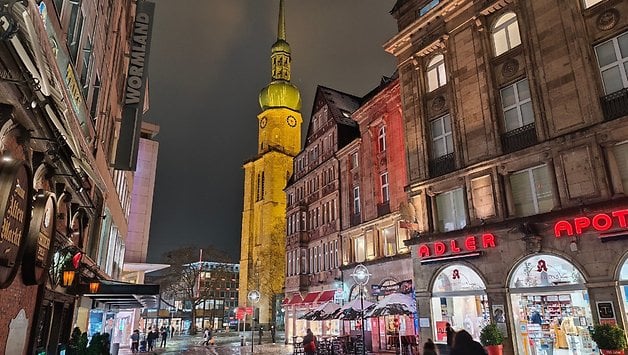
left=554, top=209, right=628, bottom=238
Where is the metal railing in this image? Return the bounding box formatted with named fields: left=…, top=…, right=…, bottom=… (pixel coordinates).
left=429, top=152, right=455, bottom=177
left=377, top=202, right=390, bottom=217
left=501, top=123, right=537, bottom=154
left=601, top=88, right=628, bottom=122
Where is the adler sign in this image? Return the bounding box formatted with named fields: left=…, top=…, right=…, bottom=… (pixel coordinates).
left=554, top=209, right=628, bottom=237
left=418, top=233, right=497, bottom=259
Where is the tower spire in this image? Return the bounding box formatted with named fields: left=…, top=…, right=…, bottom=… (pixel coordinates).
left=278, top=0, right=286, bottom=41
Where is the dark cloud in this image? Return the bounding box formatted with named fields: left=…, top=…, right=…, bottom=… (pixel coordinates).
left=146, top=0, right=397, bottom=262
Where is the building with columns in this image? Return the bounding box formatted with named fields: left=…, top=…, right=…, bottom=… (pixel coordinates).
left=239, top=0, right=303, bottom=327
left=386, top=0, right=628, bottom=354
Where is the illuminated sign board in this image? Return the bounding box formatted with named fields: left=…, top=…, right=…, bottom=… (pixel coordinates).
left=554, top=209, right=628, bottom=238
left=417, top=233, right=496, bottom=263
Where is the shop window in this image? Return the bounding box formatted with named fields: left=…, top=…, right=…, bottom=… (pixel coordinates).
left=500, top=78, right=534, bottom=132
left=492, top=12, right=522, bottom=56
left=382, top=226, right=397, bottom=257
left=427, top=54, right=447, bottom=92
left=431, top=265, right=488, bottom=343
left=397, top=224, right=410, bottom=252
left=509, top=165, right=554, bottom=217
left=509, top=254, right=594, bottom=355
left=430, top=114, right=453, bottom=159
left=594, top=31, right=628, bottom=95
left=435, top=188, right=467, bottom=232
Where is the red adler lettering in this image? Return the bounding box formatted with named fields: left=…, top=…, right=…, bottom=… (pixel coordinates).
left=434, top=242, right=446, bottom=256
left=482, top=234, right=496, bottom=248
left=418, top=245, right=430, bottom=257
left=465, top=236, right=477, bottom=251
left=450, top=240, right=461, bottom=252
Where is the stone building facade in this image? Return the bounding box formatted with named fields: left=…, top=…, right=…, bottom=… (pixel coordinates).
left=386, top=0, right=628, bottom=353
left=0, top=0, right=158, bottom=353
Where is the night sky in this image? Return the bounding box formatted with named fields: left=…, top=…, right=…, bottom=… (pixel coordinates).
left=145, top=1, right=398, bottom=263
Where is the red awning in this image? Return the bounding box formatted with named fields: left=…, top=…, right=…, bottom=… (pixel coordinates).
left=287, top=293, right=303, bottom=305
left=316, top=290, right=336, bottom=303
left=302, top=291, right=321, bottom=304
left=281, top=297, right=290, bottom=305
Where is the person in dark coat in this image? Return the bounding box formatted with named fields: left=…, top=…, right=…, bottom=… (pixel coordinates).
left=423, top=338, right=438, bottom=355
left=446, top=323, right=455, bottom=347
left=270, top=325, right=276, bottom=344
left=146, top=328, right=157, bottom=351
left=160, top=326, right=168, bottom=347
left=258, top=326, right=263, bottom=345
left=302, top=328, right=317, bottom=355
left=450, top=330, right=487, bottom=355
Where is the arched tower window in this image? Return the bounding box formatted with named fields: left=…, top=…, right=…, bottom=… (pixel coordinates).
left=492, top=12, right=521, bottom=56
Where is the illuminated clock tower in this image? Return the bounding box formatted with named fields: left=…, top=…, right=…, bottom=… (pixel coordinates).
left=238, top=0, right=302, bottom=327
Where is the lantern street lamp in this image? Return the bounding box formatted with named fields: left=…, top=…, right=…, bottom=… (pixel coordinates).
left=248, top=290, right=260, bottom=353
left=62, top=270, right=76, bottom=287
left=351, top=264, right=370, bottom=355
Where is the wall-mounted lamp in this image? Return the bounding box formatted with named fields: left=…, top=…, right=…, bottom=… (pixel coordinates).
left=89, top=280, right=100, bottom=293
left=62, top=270, right=76, bottom=287
left=569, top=239, right=578, bottom=252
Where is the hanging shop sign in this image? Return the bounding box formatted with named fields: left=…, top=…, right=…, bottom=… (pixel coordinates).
left=417, top=233, right=496, bottom=263
left=0, top=160, right=32, bottom=288
left=22, top=192, right=56, bottom=285
left=554, top=209, right=628, bottom=238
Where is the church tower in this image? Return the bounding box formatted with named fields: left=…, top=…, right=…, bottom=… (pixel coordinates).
left=239, top=0, right=302, bottom=327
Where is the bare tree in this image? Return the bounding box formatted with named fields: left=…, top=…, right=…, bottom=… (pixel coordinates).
left=157, top=246, right=232, bottom=334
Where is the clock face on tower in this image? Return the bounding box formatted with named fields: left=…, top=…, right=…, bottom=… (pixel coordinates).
left=260, top=117, right=267, bottom=128
left=286, top=115, right=297, bottom=127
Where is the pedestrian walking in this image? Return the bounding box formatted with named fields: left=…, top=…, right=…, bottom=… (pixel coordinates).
left=171, top=325, right=175, bottom=338
left=423, top=338, right=438, bottom=355
left=270, top=325, right=276, bottom=344
left=130, top=329, right=140, bottom=354
left=146, top=327, right=157, bottom=351
left=160, top=326, right=168, bottom=348
left=450, top=330, right=487, bottom=355
left=302, top=328, right=317, bottom=355
left=202, top=327, right=212, bottom=346
left=258, top=326, right=263, bottom=345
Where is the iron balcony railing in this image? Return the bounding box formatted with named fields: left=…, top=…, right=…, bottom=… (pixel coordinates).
left=350, top=213, right=361, bottom=227
left=377, top=202, right=390, bottom=217
left=429, top=152, right=455, bottom=178
left=501, top=122, right=537, bottom=154
left=601, top=88, right=628, bottom=122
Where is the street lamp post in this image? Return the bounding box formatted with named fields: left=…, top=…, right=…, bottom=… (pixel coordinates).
left=248, top=290, right=260, bottom=353
left=351, top=264, right=370, bottom=355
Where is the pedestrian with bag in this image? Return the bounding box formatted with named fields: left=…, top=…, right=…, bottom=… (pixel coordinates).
left=303, top=328, right=317, bottom=355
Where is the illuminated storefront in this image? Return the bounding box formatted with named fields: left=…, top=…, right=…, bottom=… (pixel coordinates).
left=619, top=257, right=628, bottom=326
left=431, top=265, right=488, bottom=342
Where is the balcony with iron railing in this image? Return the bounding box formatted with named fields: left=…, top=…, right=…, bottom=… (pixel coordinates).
left=377, top=202, right=390, bottom=217
left=428, top=152, right=455, bottom=178
left=350, top=213, right=361, bottom=227
left=601, top=88, right=628, bottom=122
left=501, top=123, right=537, bottom=154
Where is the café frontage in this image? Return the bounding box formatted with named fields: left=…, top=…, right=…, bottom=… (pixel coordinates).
left=407, top=203, right=628, bottom=355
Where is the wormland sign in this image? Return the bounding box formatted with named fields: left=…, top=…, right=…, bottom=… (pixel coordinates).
left=114, top=0, right=156, bottom=171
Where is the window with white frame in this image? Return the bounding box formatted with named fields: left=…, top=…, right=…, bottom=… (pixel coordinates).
left=382, top=226, right=397, bottom=257
left=427, top=54, right=447, bottom=92
left=313, top=246, right=318, bottom=273
left=583, top=0, right=604, bottom=9
left=430, top=114, right=454, bottom=159
left=351, top=151, right=359, bottom=169
left=492, top=12, right=522, bottom=56
left=353, top=186, right=361, bottom=214
left=612, top=142, right=628, bottom=194
left=435, top=188, right=468, bottom=232
left=594, top=32, right=628, bottom=95
left=378, top=126, right=387, bottom=152
left=509, top=165, right=554, bottom=217
left=381, top=172, right=390, bottom=202
left=500, top=78, right=534, bottom=132
left=334, top=240, right=338, bottom=268
left=354, top=235, right=365, bottom=263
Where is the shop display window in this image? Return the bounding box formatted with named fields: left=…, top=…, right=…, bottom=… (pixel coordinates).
left=431, top=265, right=488, bottom=342
left=510, top=254, right=594, bottom=355
left=620, top=258, right=628, bottom=327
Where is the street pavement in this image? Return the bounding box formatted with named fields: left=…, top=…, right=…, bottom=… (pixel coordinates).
left=118, top=332, right=296, bottom=355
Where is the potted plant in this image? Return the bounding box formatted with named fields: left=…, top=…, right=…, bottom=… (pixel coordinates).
left=480, top=323, right=504, bottom=355
left=591, top=324, right=627, bottom=355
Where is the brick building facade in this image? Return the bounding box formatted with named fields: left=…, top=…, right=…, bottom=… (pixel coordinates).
left=386, top=0, right=628, bottom=354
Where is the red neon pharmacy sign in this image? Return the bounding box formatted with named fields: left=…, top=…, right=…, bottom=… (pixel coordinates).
left=417, top=234, right=497, bottom=258
left=553, top=209, right=628, bottom=237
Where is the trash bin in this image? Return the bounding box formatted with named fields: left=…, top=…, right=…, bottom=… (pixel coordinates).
left=110, top=342, right=120, bottom=355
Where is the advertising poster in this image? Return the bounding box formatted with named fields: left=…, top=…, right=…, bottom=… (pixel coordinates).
left=436, top=321, right=448, bottom=342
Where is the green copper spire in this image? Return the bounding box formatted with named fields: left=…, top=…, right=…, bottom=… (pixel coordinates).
left=259, top=0, right=301, bottom=111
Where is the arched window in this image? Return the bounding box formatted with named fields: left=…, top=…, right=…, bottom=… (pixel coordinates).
left=433, top=264, right=486, bottom=293
left=427, top=54, right=447, bottom=92
left=492, top=12, right=522, bottom=56
left=509, top=254, right=584, bottom=288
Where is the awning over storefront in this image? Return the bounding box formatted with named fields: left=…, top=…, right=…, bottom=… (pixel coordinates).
left=80, top=280, right=159, bottom=309
left=286, top=293, right=304, bottom=305
left=317, top=290, right=336, bottom=303
left=302, top=291, right=320, bottom=304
